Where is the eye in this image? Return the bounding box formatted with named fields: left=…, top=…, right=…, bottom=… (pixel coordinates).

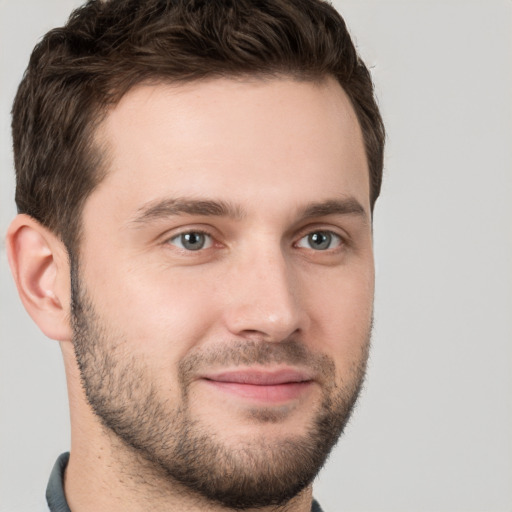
left=296, top=231, right=342, bottom=251
left=169, top=231, right=213, bottom=251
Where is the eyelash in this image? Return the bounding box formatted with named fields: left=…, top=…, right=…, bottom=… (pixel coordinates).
left=295, top=230, right=344, bottom=251
left=165, top=227, right=347, bottom=254
left=167, top=229, right=215, bottom=252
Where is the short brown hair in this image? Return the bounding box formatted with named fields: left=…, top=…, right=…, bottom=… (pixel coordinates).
left=12, top=0, right=385, bottom=253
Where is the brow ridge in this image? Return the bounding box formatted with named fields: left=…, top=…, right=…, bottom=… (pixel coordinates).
left=130, top=195, right=368, bottom=227
left=131, top=197, right=246, bottom=225
left=298, top=198, right=368, bottom=222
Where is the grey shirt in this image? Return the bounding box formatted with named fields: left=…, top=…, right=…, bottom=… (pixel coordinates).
left=46, top=452, right=325, bottom=512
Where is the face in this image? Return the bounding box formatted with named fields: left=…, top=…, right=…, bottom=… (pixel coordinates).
left=72, top=77, right=374, bottom=508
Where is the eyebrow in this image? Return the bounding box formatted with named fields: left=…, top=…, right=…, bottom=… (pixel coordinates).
left=298, top=198, right=368, bottom=222
left=130, top=197, right=246, bottom=225
left=129, top=196, right=368, bottom=227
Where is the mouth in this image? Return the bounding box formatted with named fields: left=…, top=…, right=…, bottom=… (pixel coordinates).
left=199, top=368, right=315, bottom=403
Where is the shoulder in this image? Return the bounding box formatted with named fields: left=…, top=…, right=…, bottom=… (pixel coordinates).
left=311, top=498, right=325, bottom=512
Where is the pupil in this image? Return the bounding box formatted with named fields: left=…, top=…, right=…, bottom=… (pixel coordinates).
left=309, top=232, right=330, bottom=250
left=182, top=232, right=204, bottom=250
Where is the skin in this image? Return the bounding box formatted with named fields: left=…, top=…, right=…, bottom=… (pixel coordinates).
left=7, top=76, right=374, bottom=512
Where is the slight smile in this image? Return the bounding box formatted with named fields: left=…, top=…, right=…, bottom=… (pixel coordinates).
left=200, top=368, right=315, bottom=403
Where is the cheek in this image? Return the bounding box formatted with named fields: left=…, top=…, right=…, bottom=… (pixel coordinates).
left=303, top=263, right=374, bottom=368
left=81, top=256, right=223, bottom=361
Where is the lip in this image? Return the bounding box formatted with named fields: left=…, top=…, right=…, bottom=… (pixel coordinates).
left=199, top=368, right=315, bottom=403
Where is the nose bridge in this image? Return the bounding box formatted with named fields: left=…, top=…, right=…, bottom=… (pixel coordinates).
left=222, top=241, right=305, bottom=341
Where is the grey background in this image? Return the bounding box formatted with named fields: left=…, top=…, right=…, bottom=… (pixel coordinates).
left=1, top=1, right=511, bottom=511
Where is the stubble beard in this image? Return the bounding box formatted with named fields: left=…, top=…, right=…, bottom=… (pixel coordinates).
left=70, top=265, right=371, bottom=510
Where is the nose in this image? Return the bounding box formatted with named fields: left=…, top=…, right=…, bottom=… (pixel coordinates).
left=221, top=246, right=309, bottom=342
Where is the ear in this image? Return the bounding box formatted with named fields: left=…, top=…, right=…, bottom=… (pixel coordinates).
left=6, top=214, right=73, bottom=342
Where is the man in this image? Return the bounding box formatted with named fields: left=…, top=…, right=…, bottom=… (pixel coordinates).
left=6, top=0, right=384, bottom=510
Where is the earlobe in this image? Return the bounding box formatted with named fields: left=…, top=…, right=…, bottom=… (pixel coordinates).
left=6, top=214, right=73, bottom=342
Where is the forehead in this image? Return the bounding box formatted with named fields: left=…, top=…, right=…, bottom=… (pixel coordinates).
left=88, top=77, right=369, bottom=221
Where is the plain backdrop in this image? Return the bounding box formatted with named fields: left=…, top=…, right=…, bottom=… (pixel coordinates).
left=1, top=1, right=511, bottom=511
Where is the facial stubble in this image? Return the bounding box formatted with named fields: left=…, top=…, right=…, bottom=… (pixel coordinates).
left=70, top=264, right=371, bottom=509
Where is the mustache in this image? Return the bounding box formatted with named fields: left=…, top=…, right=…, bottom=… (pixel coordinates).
left=178, top=339, right=335, bottom=385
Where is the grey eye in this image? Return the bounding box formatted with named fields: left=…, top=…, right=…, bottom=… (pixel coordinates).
left=170, top=232, right=212, bottom=251
left=297, top=231, right=341, bottom=251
